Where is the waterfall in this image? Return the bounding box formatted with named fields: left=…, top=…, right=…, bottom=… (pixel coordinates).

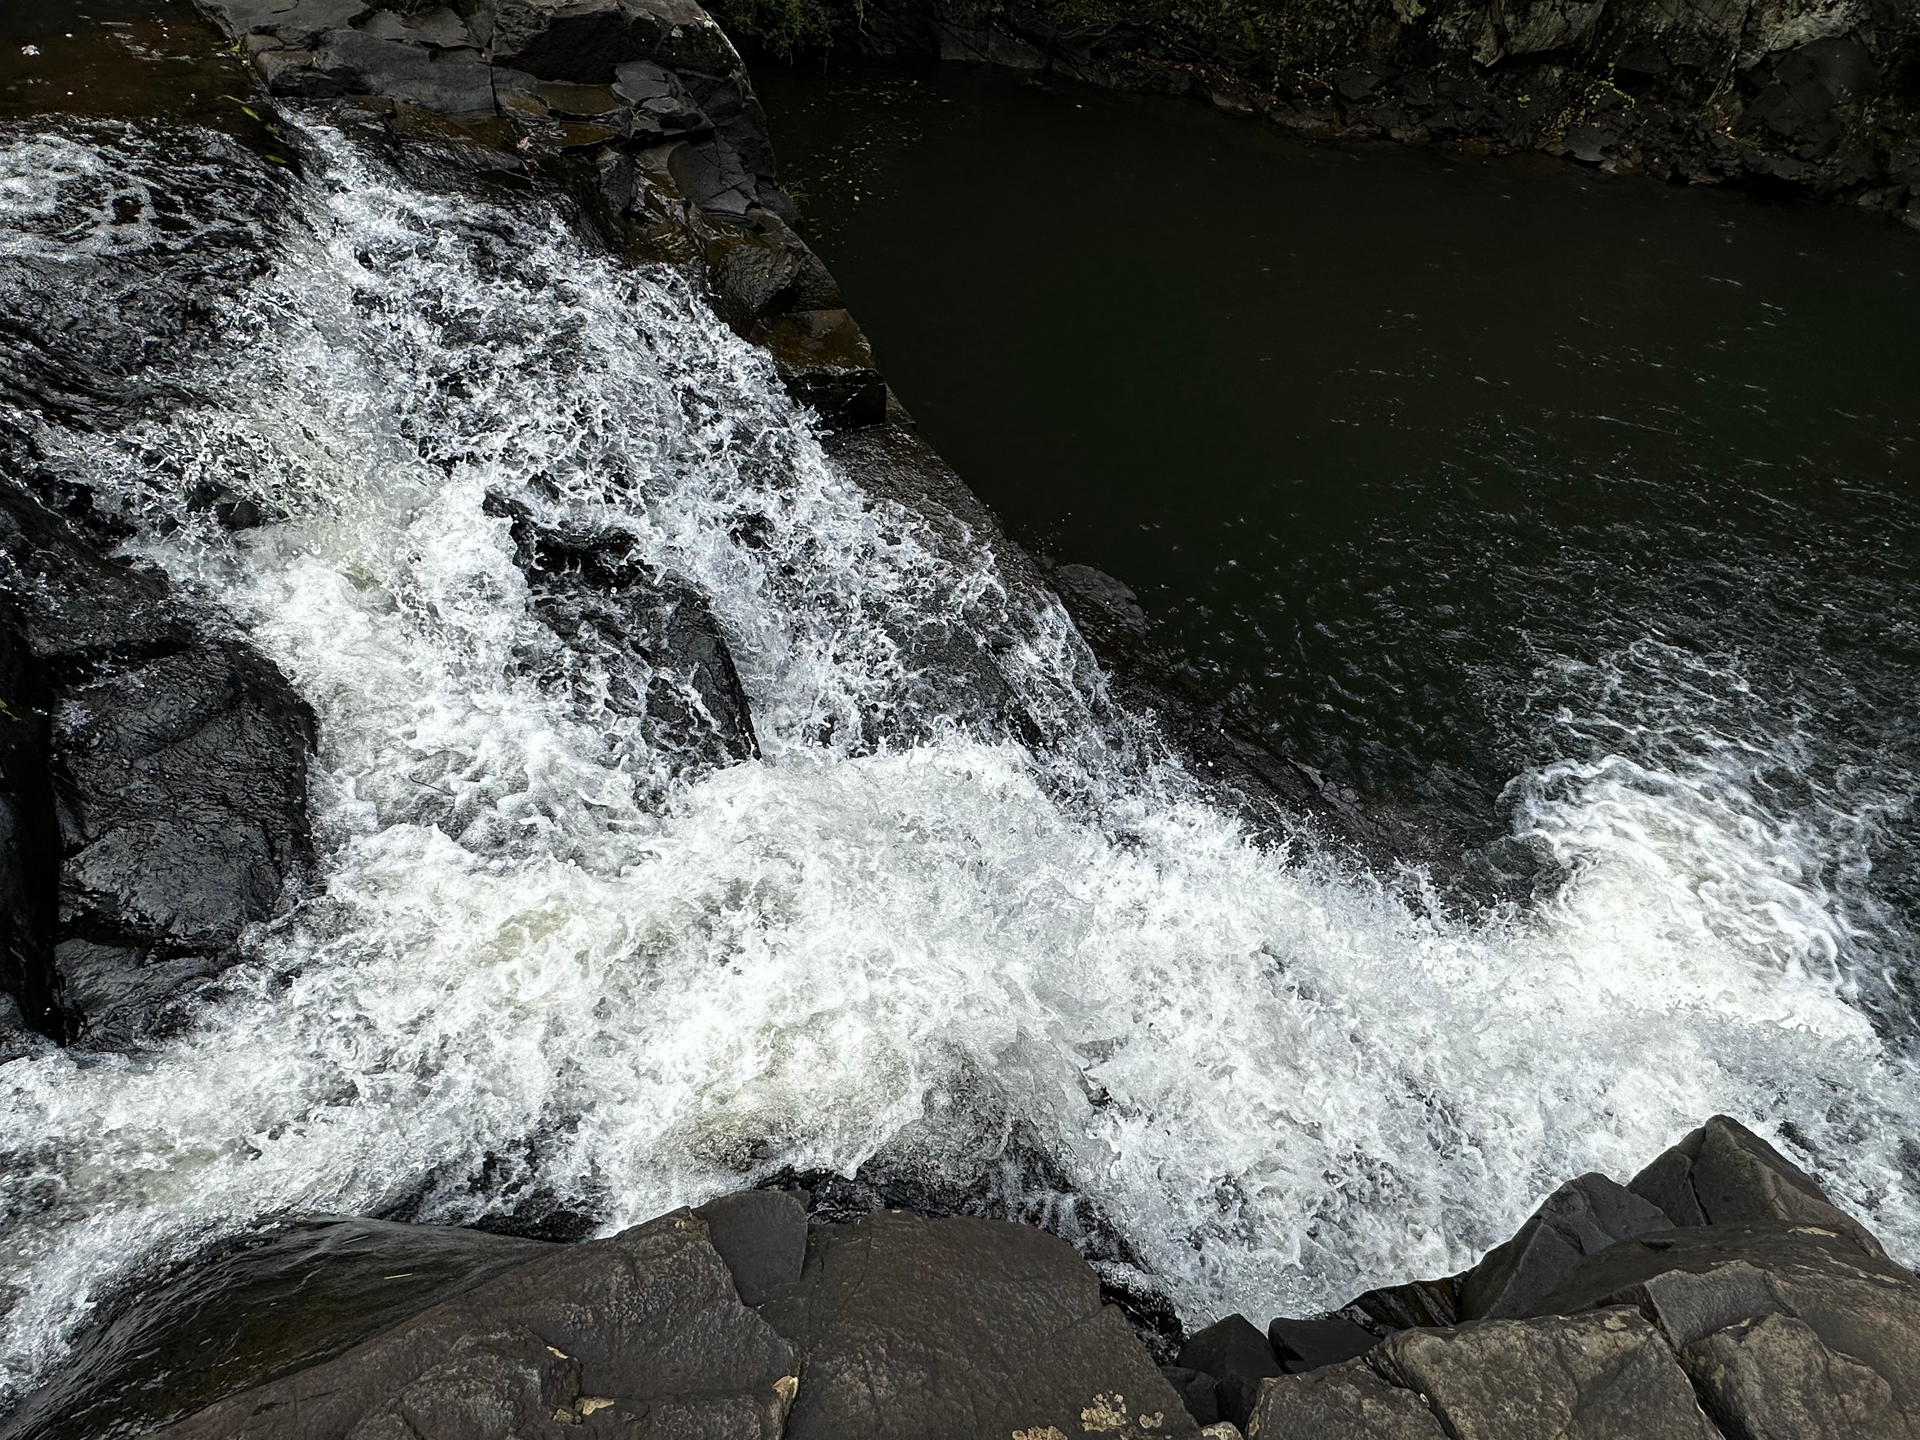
left=1, top=114, right=1915, bottom=1406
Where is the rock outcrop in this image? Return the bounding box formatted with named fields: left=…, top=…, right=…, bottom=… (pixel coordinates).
left=127, top=1197, right=1197, bottom=1440
left=16, top=1112, right=1910, bottom=1440
left=190, top=0, right=894, bottom=429
left=1161, top=1114, right=1920, bottom=1440
left=0, top=482, right=315, bottom=1050
left=756, top=0, right=1920, bottom=224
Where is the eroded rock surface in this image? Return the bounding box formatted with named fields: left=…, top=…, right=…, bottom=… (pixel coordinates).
left=0, top=483, right=314, bottom=1046
left=153, top=1209, right=801, bottom=1440
left=798, top=0, right=1920, bottom=221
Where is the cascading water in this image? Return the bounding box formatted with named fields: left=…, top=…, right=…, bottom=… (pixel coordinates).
left=2, top=112, right=1917, bottom=1412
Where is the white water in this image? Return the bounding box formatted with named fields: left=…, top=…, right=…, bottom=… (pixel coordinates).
left=2, top=120, right=1918, bottom=1402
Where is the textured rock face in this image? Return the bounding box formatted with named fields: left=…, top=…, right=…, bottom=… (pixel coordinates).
left=758, top=1211, right=1198, bottom=1440
left=1210, top=1116, right=1920, bottom=1440
left=0, top=483, right=314, bottom=1047
left=153, top=1210, right=803, bottom=1440
left=782, top=0, right=1920, bottom=218
left=1371, top=1307, right=1720, bottom=1439
left=190, top=0, right=897, bottom=425
left=125, top=1202, right=1194, bottom=1440
left=24, top=1117, right=1920, bottom=1440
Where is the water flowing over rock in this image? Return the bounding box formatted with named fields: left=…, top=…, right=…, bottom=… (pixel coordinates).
left=6, top=4, right=1920, bottom=1436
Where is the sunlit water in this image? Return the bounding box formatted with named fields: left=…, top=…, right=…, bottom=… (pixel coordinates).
left=0, top=113, right=1917, bottom=1411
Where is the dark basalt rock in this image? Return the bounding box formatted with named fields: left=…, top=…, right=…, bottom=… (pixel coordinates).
left=0, top=1218, right=555, bottom=1440
left=693, top=1189, right=809, bottom=1306
left=1369, top=1307, right=1720, bottom=1439
left=1630, top=1113, right=1888, bottom=1260
left=1159, top=1365, right=1223, bottom=1426
left=1455, top=1170, right=1673, bottom=1320
left=756, top=1210, right=1199, bottom=1439
left=0, top=482, right=315, bottom=1046
left=1246, top=1358, right=1448, bottom=1439
left=1249, top=1116, right=1920, bottom=1439
left=151, top=1209, right=801, bottom=1440
left=1268, top=1314, right=1382, bottom=1374
left=484, top=492, right=760, bottom=773
left=1176, top=1313, right=1282, bottom=1428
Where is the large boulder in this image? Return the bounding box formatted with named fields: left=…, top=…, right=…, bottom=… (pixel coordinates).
left=756, top=1209, right=1199, bottom=1440
left=1456, top=1171, right=1673, bottom=1320
left=152, top=1209, right=801, bottom=1440
left=0, top=481, right=315, bottom=1045
left=1630, top=1113, right=1888, bottom=1259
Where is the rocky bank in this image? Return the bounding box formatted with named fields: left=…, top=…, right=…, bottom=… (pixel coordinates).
left=735, top=0, right=1920, bottom=224
left=5, top=1113, right=1914, bottom=1438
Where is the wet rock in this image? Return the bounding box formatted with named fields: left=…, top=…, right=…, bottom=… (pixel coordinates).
left=757, top=1210, right=1199, bottom=1439
left=818, top=420, right=1073, bottom=747
left=151, top=1209, right=800, bottom=1440
left=196, top=0, right=372, bottom=49
left=693, top=1189, right=808, bottom=1306
left=357, top=4, right=476, bottom=48
left=665, top=134, right=758, bottom=216
left=1456, top=1171, right=1672, bottom=1320
left=1246, top=1358, right=1447, bottom=1439
left=1178, top=1314, right=1283, bottom=1427
left=1267, top=1314, right=1381, bottom=1374
left=1370, top=1307, right=1719, bottom=1439
left=1162, top=1365, right=1223, bottom=1426
left=1338, top=1273, right=1462, bottom=1335
left=489, top=0, right=744, bottom=84
left=0, top=481, right=314, bottom=1045
left=486, top=493, right=760, bottom=771
left=711, top=208, right=844, bottom=330
left=1054, top=563, right=1148, bottom=638
left=1629, top=1114, right=1885, bottom=1258
left=314, top=30, right=495, bottom=114
left=1, top=1218, right=555, bottom=1440
left=755, top=306, right=888, bottom=428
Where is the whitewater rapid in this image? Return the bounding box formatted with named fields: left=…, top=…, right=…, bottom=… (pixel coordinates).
left=1, top=117, right=1916, bottom=1403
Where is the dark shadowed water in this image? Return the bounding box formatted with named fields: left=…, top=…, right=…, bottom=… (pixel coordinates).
left=755, top=58, right=1920, bottom=915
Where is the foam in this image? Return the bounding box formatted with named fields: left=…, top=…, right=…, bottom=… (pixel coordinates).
left=1, top=119, right=1917, bottom=1405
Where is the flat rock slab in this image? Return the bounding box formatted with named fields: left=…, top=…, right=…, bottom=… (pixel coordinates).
left=1371, top=1307, right=1719, bottom=1440
left=153, top=1210, right=798, bottom=1439
left=1246, top=1359, right=1447, bottom=1439
left=757, top=1210, right=1198, bottom=1440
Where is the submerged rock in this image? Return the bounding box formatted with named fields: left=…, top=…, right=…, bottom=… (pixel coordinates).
left=484, top=491, right=760, bottom=773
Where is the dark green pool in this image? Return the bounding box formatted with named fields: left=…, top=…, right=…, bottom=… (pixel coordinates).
left=759, top=52, right=1919, bottom=866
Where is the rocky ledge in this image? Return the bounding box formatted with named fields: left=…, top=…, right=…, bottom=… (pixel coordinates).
left=743, top=0, right=1920, bottom=225
left=11, top=1113, right=1910, bottom=1439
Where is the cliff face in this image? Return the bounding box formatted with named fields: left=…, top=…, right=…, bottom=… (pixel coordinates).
left=728, top=0, right=1920, bottom=218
